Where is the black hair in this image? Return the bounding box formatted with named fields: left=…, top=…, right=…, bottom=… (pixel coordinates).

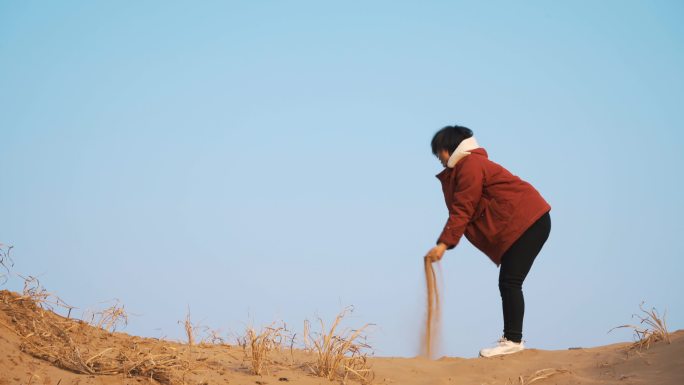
left=431, top=125, right=474, bottom=155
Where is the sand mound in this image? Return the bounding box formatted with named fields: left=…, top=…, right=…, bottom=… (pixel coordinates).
left=0, top=290, right=195, bottom=384
left=1, top=289, right=683, bottom=385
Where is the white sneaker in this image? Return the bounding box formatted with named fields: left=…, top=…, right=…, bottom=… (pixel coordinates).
left=479, top=337, right=525, bottom=357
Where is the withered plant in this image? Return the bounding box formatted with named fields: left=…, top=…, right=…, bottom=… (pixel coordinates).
left=200, top=326, right=227, bottom=345
left=610, top=302, right=670, bottom=351
left=18, top=275, right=75, bottom=317
left=243, top=322, right=286, bottom=375
left=303, top=307, right=374, bottom=384
left=178, top=307, right=199, bottom=346
left=84, top=299, right=128, bottom=332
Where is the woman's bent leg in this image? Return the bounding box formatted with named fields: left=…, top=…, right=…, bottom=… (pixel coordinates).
left=498, top=212, right=551, bottom=343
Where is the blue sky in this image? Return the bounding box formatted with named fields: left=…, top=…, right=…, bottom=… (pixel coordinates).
left=1, top=1, right=683, bottom=357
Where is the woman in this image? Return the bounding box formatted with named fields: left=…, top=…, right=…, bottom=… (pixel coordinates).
left=424, top=125, right=551, bottom=357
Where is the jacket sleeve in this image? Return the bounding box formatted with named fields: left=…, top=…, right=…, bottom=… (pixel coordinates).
left=437, top=157, right=484, bottom=249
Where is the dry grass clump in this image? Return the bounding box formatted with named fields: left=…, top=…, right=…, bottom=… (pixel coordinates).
left=506, top=368, right=571, bottom=385
left=19, top=275, right=76, bottom=317
left=84, top=299, right=128, bottom=332
left=610, top=302, right=671, bottom=351
left=0, top=290, right=194, bottom=384
left=242, top=323, right=286, bottom=375
left=303, top=307, right=374, bottom=384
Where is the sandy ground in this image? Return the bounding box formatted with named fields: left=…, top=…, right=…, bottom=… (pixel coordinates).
left=1, top=290, right=682, bottom=385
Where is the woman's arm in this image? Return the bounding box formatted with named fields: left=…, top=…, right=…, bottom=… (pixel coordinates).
left=437, top=158, right=485, bottom=250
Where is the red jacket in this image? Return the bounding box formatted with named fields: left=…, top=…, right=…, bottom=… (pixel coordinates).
left=436, top=148, right=550, bottom=266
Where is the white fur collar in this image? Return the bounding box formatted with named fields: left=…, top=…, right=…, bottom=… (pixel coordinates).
left=447, top=137, right=480, bottom=168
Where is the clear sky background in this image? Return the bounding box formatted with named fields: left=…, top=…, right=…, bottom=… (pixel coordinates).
left=1, top=1, right=683, bottom=358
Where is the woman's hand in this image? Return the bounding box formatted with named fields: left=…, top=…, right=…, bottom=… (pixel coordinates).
left=425, top=243, right=448, bottom=263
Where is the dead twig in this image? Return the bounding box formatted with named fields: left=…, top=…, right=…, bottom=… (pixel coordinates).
left=0, top=244, right=14, bottom=285
left=507, top=368, right=571, bottom=385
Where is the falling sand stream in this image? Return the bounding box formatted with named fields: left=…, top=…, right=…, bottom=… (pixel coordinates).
left=422, top=258, right=442, bottom=358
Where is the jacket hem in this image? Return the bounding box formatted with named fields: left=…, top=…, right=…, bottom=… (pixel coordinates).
left=490, top=205, right=551, bottom=266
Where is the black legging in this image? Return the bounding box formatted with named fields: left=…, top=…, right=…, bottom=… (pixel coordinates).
left=498, top=211, right=551, bottom=343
